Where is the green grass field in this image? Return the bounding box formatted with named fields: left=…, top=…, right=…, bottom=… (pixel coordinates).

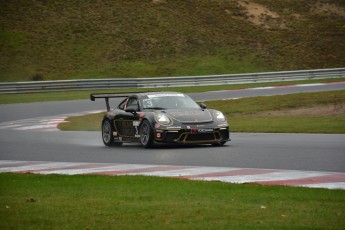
left=206, top=90, right=345, bottom=133
left=1, top=1, right=344, bottom=82
left=58, top=90, right=345, bottom=134
left=1, top=173, right=344, bottom=229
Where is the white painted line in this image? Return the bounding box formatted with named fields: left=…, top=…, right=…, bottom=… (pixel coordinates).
left=296, top=83, right=325, bottom=87
left=128, top=166, right=236, bottom=177
left=39, top=164, right=156, bottom=175
left=250, top=86, right=275, bottom=90
left=300, top=182, right=345, bottom=190
left=196, top=171, right=329, bottom=184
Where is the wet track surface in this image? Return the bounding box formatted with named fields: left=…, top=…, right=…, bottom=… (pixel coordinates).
left=0, top=130, right=344, bottom=173
left=0, top=82, right=345, bottom=188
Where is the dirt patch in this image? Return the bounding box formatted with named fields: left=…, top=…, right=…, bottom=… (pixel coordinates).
left=250, top=104, right=345, bottom=117
left=312, top=3, right=345, bottom=18
left=237, top=0, right=287, bottom=29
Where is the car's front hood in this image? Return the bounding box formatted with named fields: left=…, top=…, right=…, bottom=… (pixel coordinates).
left=165, top=109, right=213, bottom=123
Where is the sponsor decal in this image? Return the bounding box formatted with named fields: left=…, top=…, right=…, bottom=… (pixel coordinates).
left=134, top=126, right=139, bottom=136
left=133, top=121, right=140, bottom=127
left=192, top=128, right=213, bottom=133
left=169, top=110, right=202, bottom=117
left=147, top=93, right=184, bottom=98
left=167, top=126, right=181, bottom=129
left=199, top=128, right=213, bottom=132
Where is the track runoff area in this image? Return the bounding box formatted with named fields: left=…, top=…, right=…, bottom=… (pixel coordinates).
left=1, top=82, right=345, bottom=190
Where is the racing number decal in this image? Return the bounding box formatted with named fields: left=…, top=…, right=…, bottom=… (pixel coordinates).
left=133, top=121, right=140, bottom=137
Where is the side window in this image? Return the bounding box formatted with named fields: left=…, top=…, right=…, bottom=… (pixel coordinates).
left=118, top=98, right=128, bottom=110
left=127, top=97, right=138, bottom=110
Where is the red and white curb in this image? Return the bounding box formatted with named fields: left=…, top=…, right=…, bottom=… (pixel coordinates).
left=1, top=160, right=344, bottom=190
left=0, top=110, right=103, bottom=131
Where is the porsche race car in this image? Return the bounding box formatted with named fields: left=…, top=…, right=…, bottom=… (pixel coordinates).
left=90, top=92, right=230, bottom=148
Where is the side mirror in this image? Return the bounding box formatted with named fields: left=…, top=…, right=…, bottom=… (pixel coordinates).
left=125, top=106, right=138, bottom=114
left=199, top=103, right=207, bottom=109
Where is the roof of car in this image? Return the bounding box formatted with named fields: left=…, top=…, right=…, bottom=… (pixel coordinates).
left=135, top=92, right=183, bottom=97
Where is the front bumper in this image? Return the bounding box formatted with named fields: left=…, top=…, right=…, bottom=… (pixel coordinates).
left=153, top=126, right=230, bottom=144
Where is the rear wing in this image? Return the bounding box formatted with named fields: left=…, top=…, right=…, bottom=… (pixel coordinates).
left=90, top=93, right=133, bottom=112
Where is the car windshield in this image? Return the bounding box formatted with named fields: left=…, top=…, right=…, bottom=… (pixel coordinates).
left=141, top=93, right=200, bottom=110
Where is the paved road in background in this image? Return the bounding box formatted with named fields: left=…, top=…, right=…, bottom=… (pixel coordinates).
left=1, top=82, right=345, bottom=122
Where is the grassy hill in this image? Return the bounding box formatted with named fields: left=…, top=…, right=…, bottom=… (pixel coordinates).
left=1, top=0, right=344, bottom=82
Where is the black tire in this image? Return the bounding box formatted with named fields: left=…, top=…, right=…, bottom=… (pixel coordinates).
left=139, top=120, right=153, bottom=148
left=102, top=119, right=123, bottom=147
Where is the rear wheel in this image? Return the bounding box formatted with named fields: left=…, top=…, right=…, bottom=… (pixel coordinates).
left=139, top=120, right=153, bottom=148
left=102, top=119, right=122, bottom=147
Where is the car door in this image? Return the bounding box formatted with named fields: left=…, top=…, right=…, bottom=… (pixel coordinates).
left=114, top=97, right=141, bottom=139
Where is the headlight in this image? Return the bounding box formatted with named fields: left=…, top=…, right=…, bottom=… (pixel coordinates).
left=214, top=111, right=226, bottom=122
left=156, top=114, right=171, bottom=125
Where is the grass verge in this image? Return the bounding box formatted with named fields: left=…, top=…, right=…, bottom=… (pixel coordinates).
left=1, top=173, right=344, bottom=229
left=58, top=90, right=345, bottom=134
left=2, top=1, right=345, bottom=81
left=206, top=90, right=345, bottom=134
left=0, top=78, right=344, bottom=104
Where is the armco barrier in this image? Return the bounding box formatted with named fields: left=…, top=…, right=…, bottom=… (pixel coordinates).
left=0, top=68, right=344, bottom=94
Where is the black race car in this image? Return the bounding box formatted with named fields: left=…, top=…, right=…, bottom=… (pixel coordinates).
left=90, top=92, right=230, bottom=148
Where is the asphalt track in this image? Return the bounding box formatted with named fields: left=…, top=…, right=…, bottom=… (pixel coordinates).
left=0, top=82, right=345, bottom=188
left=1, top=130, right=344, bottom=173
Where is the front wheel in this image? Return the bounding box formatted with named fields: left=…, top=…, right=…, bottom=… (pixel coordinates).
left=139, top=120, right=153, bottom=148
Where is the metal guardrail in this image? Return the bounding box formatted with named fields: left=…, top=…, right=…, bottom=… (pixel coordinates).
left=0, top=68, right=344, bottom=94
